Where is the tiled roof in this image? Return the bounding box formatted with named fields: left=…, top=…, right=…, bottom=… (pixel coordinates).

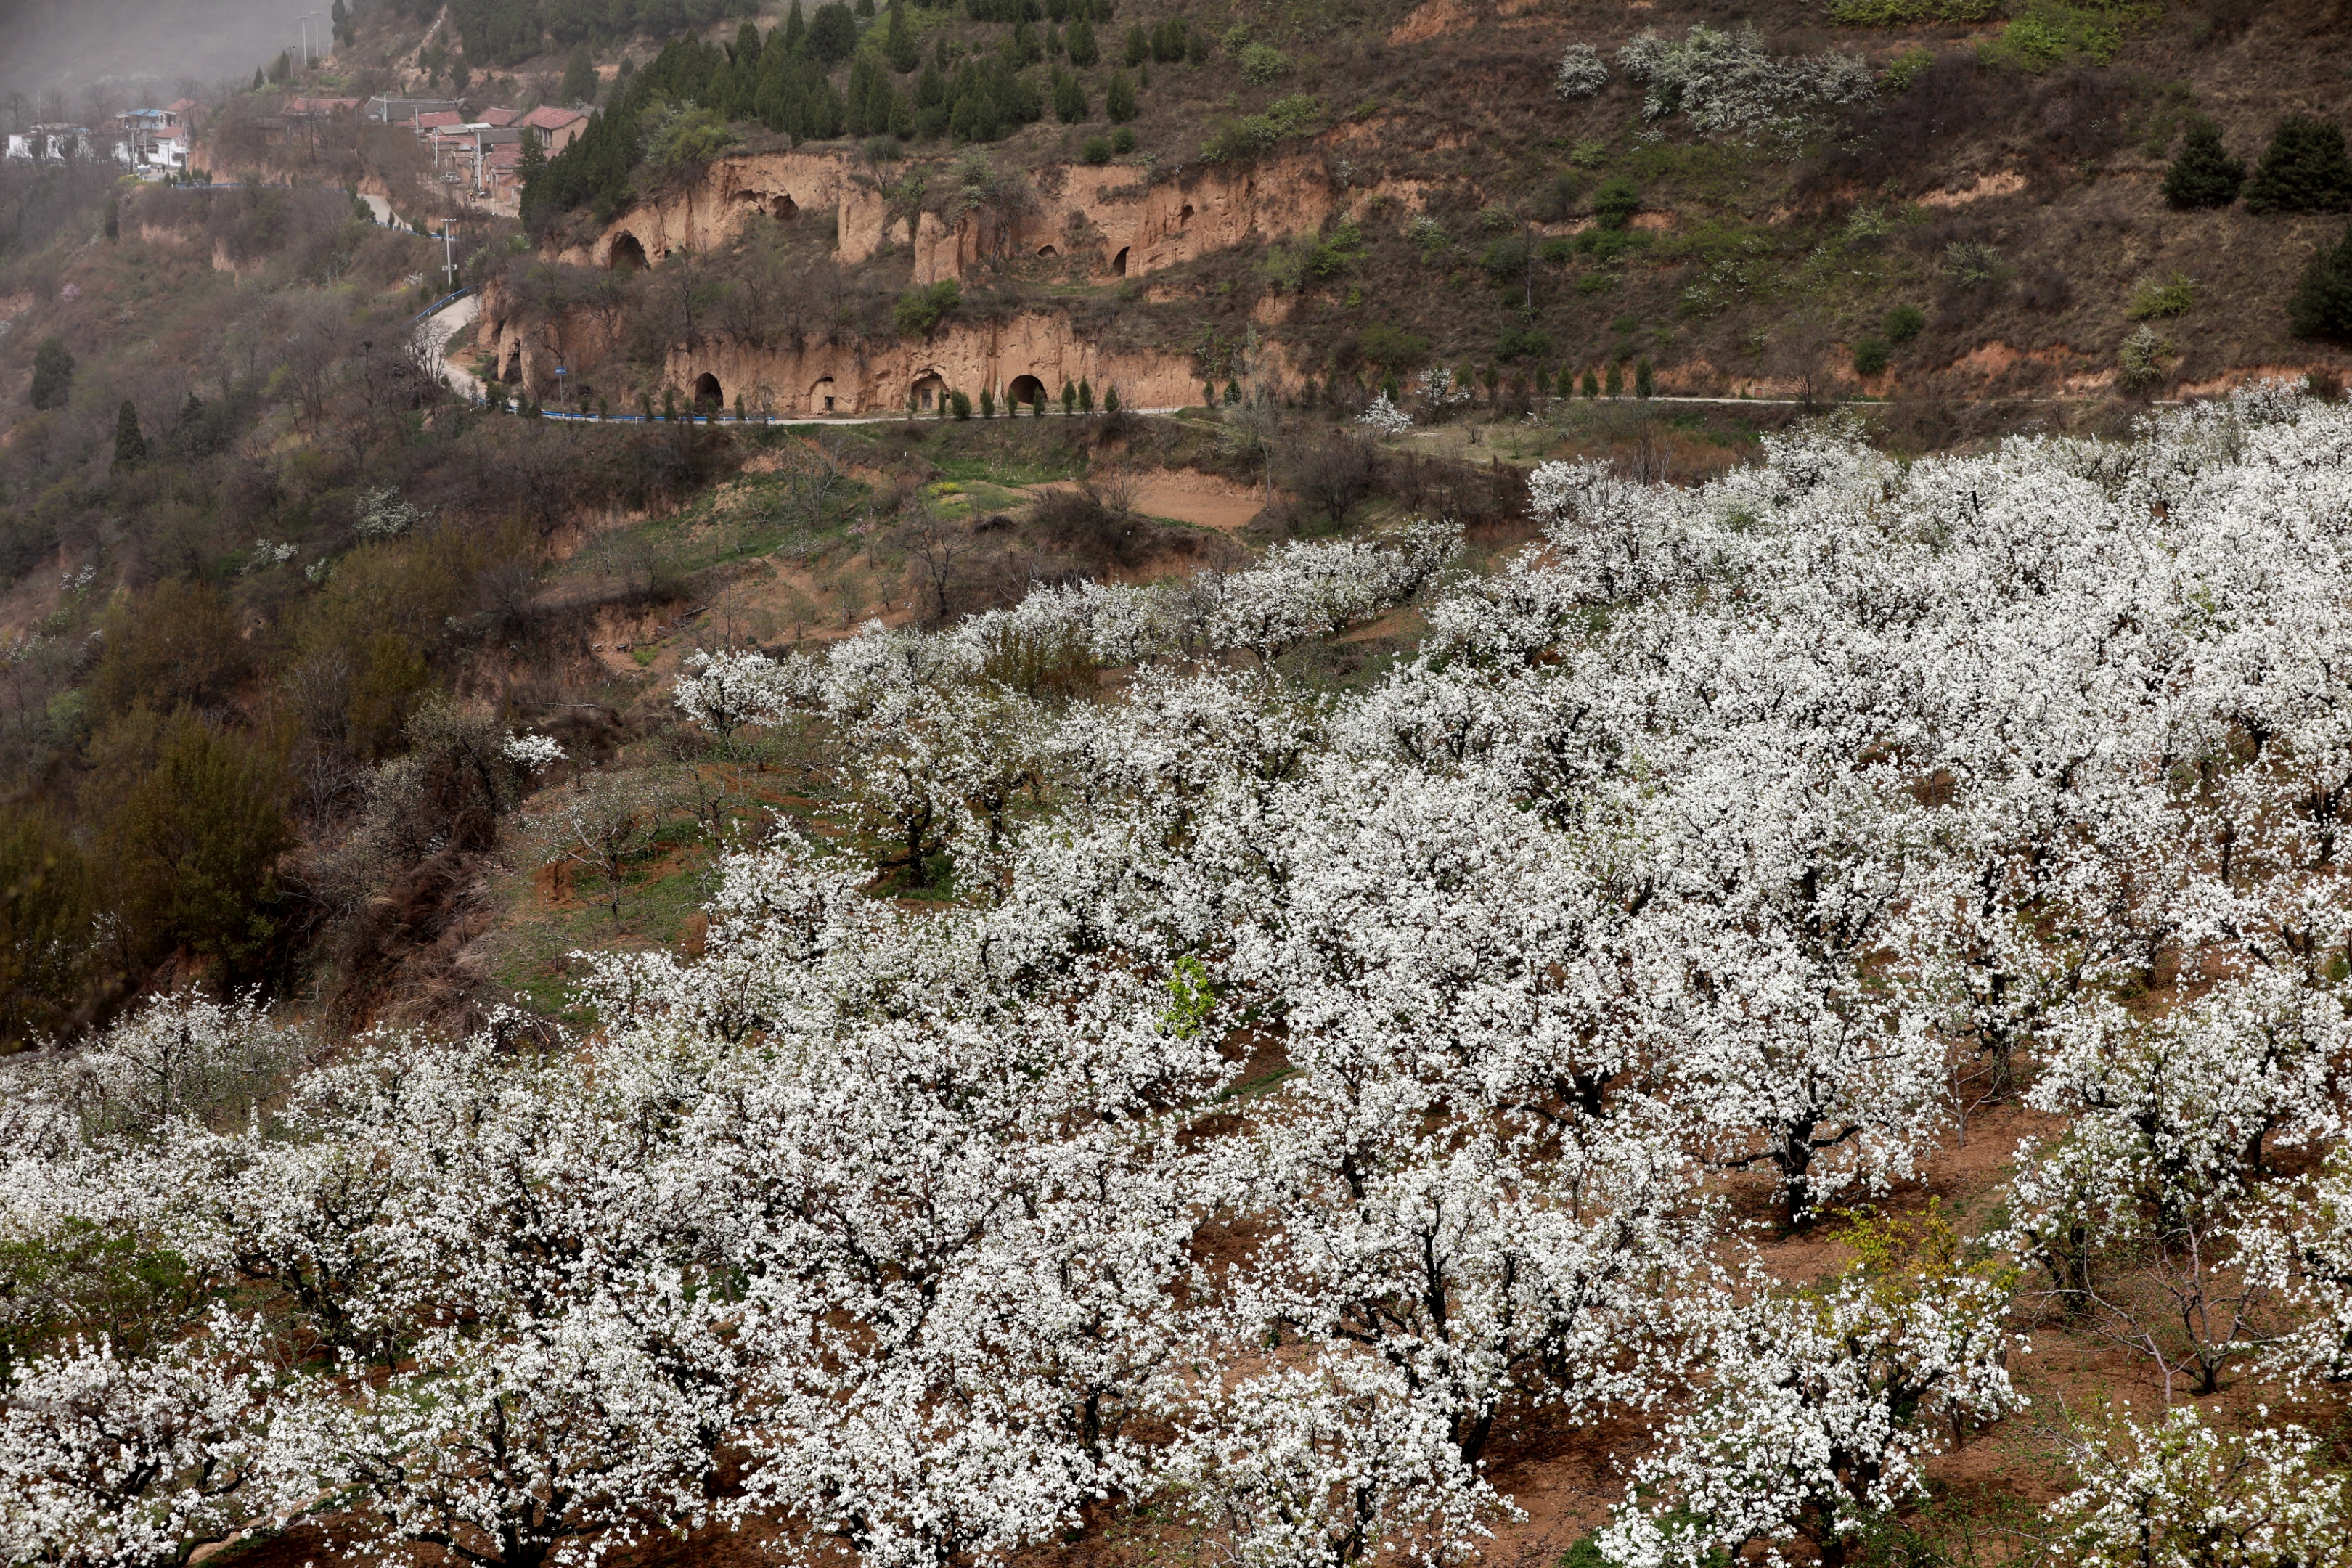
left=520, top=105, right=587, bottom=131
left=478, top=107, right=520, bottom=126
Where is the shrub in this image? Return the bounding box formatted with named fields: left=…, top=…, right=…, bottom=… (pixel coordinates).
left=1592, top=174, right=1641, bottom=230
left=979, top=386, right=995, bottom=418
left=894, top=279, right=963, bottom=337
left=1201, top=94, right=1320, bottom=162
left=1852, top=337, right=1891, bottom=377
left=1239, top=44, right=1293, bottom=83
left=1979, top=1, right=2126, bottom=73
left=1884, top=46, right=1934, bottom=92
left=1496, top=322, right=1554, bottom=362
left=1943, top=240, right=2004, bottom=287
left=1635, top=356, right=1655, bottom=398
left=2127, top=272, right=2197, bottom=320
left=1825, top=0, right=1998, bottom=18
left=1357, top=324, right=1431, bottom=369
left=951, top=389, right=973, bottom=419
left=2288, top=220, right=2352, bottom=341
left=1885, top=303, right=1927, bottom=343
left=2118, top=325, right=2173, bottom=392
left=2162, top=118, right=2245, bottom=209
left=2243, top=116, right=2352, bottom=215
left=1081, top=136, right=1113, bottom=163
left=1111, top=127, right=1136, bottom=153
left=1536, top=171, right=1583, bottom=222
left=1617, top=23, right=1874, bottom=143
left=1554, top=43, right=1608, bottom=99
left=1541, top=236, right=1575, bottom=264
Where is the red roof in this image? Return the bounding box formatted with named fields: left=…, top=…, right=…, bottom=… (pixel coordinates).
left=520, top=105, right=587, bottom=131
left=413, top=110, right=462, bottom=129
left=484, top=144, right=525, bottom=168
left=478, top=106, right=519, bottom=126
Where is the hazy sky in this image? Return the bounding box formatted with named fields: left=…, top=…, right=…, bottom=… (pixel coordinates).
left=0, top=0, right=309, bottom=101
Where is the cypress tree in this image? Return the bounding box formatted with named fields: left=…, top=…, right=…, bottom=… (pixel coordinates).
left=1066, top=15, right=1096, bottom=66
left=1105, top=69, right=1136, bottom=123
left=886, top=0, right=920, bottom=73
left=30, top=338, right=73, bottom=411
left=1604, top=362, right=1620, bottom=397
left=2244, top=115, right=2352, bottom=215
left=1078, top=377, right=1094, bottom=412
left=1061, top=378, right=1076, bottom=413
left=2289, top=220, right=2352, bottom=341
left=1635, top=357, right=1654, bottom=399
left=782, top=1, right=806, bottom=56
left=1103, top=385, right=1120, bottom=412
left=2163, top=118, right=2245, bottom=209
left=1582, top=368, right=1599, bottom=397
left=113, top=401, right=147, bottom=468
left=732, top=21, right=763, bottom=73
left=560, top=44, right=598, bottom=105
left=1123, top=23, right=1147, bottom=66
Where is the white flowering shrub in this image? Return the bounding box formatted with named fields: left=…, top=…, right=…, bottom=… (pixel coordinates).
left=1357, top=391, right=1413, bottom=435
left=1618, top=24, right=1873, bottom=143
left=1554, top=43, right=1609, bottom=99
left=500, top=730, right=566, bottom=772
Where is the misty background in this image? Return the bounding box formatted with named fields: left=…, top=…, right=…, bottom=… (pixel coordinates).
left=0, top=0, right=319, bottom=103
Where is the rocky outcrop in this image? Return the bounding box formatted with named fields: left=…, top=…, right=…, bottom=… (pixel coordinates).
left=552, top=147, right=1342, bottom=287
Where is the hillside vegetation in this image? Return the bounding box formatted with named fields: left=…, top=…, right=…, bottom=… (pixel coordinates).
left=7, top=4, right=2352, bottom=1568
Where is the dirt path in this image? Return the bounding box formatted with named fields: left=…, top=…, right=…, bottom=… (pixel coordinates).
left=1029, top=469, right=1269, bottom=531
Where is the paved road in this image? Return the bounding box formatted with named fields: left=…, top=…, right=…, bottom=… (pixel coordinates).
left=411, top=291, right=485, bottom=400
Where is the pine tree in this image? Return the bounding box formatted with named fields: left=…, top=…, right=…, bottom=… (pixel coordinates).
left=113, top=401, right=147, bottom=469
left=782, top=1, right=806, bottom=55
left=1636, top=357, right=1654, bottom=399
left=1604, top=362, right=1620, bottom=396
left=1582, top=368, right=1599, bottom=398
left=2162, top=118, right=2244, bottom=209
left=560, top=44, right=597, bottom=106
left=979, top=385, right=995, bottom=417
left=1066, top=15, right=1096, bottom=66
left=1053, top=68, right=1086, bottom=123
left=2290, top=220, right=2352, bottom=341
left=1103, top=385, right=1120, bottom=412
left=2245, top=116, right=2352, bottom=215
left=886, top=1, right=919, bottom=73
left=30, top=338, right=73, bottom=411
left=1061, top=378, right=1076, bottom=413
left=1078, top=377, right=1095, bottom=412
left=1105, top=70, right=1136, bottom=123
left=1123, top=23, right=1147, bottom=66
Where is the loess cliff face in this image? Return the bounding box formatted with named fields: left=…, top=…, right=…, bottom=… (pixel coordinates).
left=548, top=148, right=1343, bottom=278
left=476, top=269, right=1201, bottom=413
left=520, top=149, right=1350, bottom=410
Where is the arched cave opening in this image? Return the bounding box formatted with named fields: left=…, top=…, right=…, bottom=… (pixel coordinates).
left=772, top=194, right=799, bottom=220
left=1111, top=246, right=1128, bottom=277
left=1037, top=244, right=1058, bottom=258
left=812, top=376, right=837, bottom=413
left=1008, top=374, right=1045, bottom=412
left=912, top=373, right=946, bottom=412
left=692, top=372, right=724, bottom=412
left=608, top=232, right=648, bottom=272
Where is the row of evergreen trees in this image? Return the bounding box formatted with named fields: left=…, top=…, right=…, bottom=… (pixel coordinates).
left=2164, top=114, right=2352, bottom=213
left=524, top=0, right=1135, bottom=227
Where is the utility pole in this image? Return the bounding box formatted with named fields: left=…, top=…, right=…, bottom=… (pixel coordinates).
left=439, top=220, right=457, bottom=289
